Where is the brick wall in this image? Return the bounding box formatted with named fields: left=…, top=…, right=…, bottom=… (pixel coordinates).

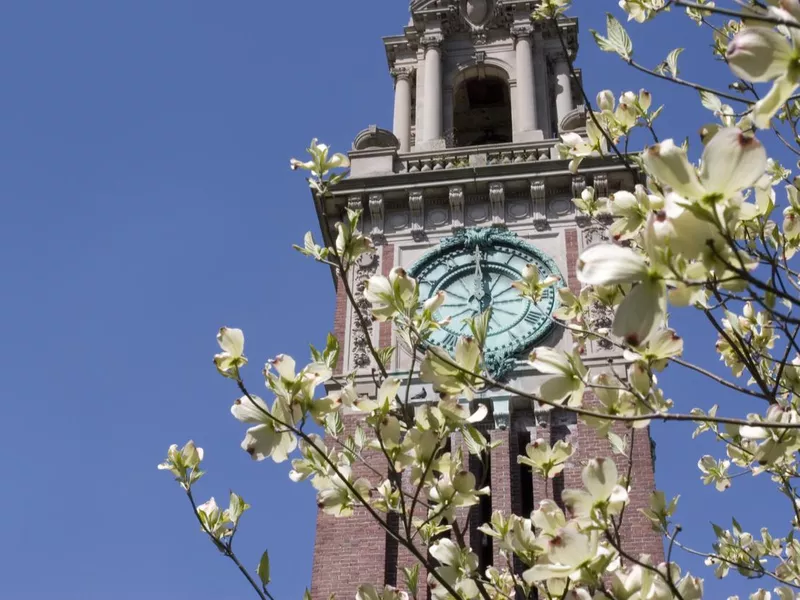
left=565, top=228, right=580, bottom=294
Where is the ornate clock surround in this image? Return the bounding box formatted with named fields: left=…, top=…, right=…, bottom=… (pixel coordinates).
left=408, top=226, right=563, bottom=379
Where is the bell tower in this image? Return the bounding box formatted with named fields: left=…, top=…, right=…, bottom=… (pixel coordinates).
left=310, top=2, right=663, bottom=598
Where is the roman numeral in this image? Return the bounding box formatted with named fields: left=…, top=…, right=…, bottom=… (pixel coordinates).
left=441, top=333, right=459, bottom=348
left=524, top=312, right=541, bottom=326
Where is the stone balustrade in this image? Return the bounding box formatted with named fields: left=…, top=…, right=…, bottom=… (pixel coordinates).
left=395, top=140, right=559, bottom=174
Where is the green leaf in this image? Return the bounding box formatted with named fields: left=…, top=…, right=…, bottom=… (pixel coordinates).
left=463, top=424, right=488, bottom=456
left=591, top=14, right=633, bottom=60
left=324, top=333, right=340, bottom=370
left=608, top=432, right=628, bottom=455
left=257, top=550, right=271, bottom=587
left=666, top=47, right=683, bottom=78
left=375, top=346, right=396, bottom=371
left=402, top=564, right=420, bottom=599
left=325, top=410, right=344, bottom=437
left=303, top=589, right=313, bottom=600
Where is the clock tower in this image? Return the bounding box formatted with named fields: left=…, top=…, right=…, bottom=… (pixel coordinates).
left=310, top=2, right=663, bottom=598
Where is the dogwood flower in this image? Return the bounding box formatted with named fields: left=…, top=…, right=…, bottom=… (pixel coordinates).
left=290, top=138, right=349, bottom=176
left=214, top=327, right=247, bottom=378
left=518, top=438, right=575, bottom=478
left=577, top=244, right=665, bottom=346
left=420, top=336, right=483, bottom=400
left=356, top=585, right=409, bottom=600
left=643, top=128, right=767, bottom=201
left=428, top=539, right=481, bottom=600
left=727, top=24, right=800, bottom=129
left=364, top=267, right=418, bottom=322
left=157, top=441, right=205, bottom=489
left=232, top=394, right=298, bottom=463
left=529, top=347, right=587, bottom=408
left=522, top=522, right=601, bottom=582
left=561, top=458, right=629, bottom=524
left=512, top=263, right=560, bottom=302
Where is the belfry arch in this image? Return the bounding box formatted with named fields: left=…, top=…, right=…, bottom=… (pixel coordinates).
left=450, top=64, right=512, bottom=147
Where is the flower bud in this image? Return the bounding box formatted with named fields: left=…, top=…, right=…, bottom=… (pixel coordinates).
left=596, top=89, right=615, bottom=112
left=620, top=91, right=637, bottom=106
left=638, top=89, right=652, bottom=111
left=521, top=263, right=539, bottom=281
left=581, top=186, right=595, bottom=203
left=726, top=28, right=792, bottom=83
left=423, top=290, right=446, bottom=313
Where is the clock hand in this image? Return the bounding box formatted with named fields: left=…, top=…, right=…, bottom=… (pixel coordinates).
left=472, top=246, right=485, bottom=302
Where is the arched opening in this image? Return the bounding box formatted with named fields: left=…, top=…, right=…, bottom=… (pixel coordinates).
left=452, top=73, right=512, bottom=147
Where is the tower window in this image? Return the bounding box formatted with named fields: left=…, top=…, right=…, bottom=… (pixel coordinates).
left=452, top=75, right=512, bottom=147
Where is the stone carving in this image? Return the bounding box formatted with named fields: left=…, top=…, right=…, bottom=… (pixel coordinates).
left=571, top=175, right=586, bottom=198
left=489, top=182, right=505, bottom=226
left=511, top=23, right=533, bottom=44
left=449, top=185, right=465, bottom=232
left=421, top=34, right=443, bottom=50
left=351, top=252, right=379, bottom=369
left=530, top=179, right=547, bottom=230
left=593, top=173, right=609, bottom=198
left=581, top=224, right=609, bottom=248
left=409, top=190, right=425, bottom=241
left=369, top=193, right=385, bottom=243
left=589, top=300, right=615, bottom=350
left=462, top=0, right=493, bottom=27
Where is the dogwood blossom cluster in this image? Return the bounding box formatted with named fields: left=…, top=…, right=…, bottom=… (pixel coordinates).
left=157, top=1, right=800, bottom=594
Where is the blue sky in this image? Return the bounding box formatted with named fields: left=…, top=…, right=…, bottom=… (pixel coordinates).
left=0, top=1, right=790, bottom=598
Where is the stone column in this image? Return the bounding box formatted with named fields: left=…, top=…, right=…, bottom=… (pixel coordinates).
left=554, top=52, right=575, bottom=129
left=422, top=35, right=443, bottom=143
left=392, top=68, right=412, bottom=153
left=512, top=24, right=537, bottom=135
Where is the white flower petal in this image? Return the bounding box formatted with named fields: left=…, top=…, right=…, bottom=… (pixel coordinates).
left=753, top=75, right=800, bottom=129
left=699, top=128, right=768, bottom=197
left=577, top=244, right=649, bottom=286
left=217, top=327, right=244, bottom=357
left=231, top=394, right=270, bottom=423
left=643, top=139, right=706, bottom=198
left=612, top=280, right=665, bottom=346
left=726, top=28, right=792, bottom=83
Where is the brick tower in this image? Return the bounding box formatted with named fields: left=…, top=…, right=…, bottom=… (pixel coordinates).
left=310, top=2, right=663, bottom=598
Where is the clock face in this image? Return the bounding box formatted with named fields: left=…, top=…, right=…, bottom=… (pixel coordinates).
left=409, top=228, right=561, bottom=377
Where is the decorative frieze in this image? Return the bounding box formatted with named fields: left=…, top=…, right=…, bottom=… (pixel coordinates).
left=489, top=182, right=505, bottom=226
left=448, top=185, right=465, bottom=232
left=351, top=252, right=378, bottom=369
left=409, top=190, right=425, bottom=241
left=530, top=179, right=547, bottom=230
left=369, top=193, right=385, bottom=243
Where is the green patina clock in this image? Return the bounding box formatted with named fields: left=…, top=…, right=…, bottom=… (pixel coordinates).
left=409, top=227, right=562, bottom=379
